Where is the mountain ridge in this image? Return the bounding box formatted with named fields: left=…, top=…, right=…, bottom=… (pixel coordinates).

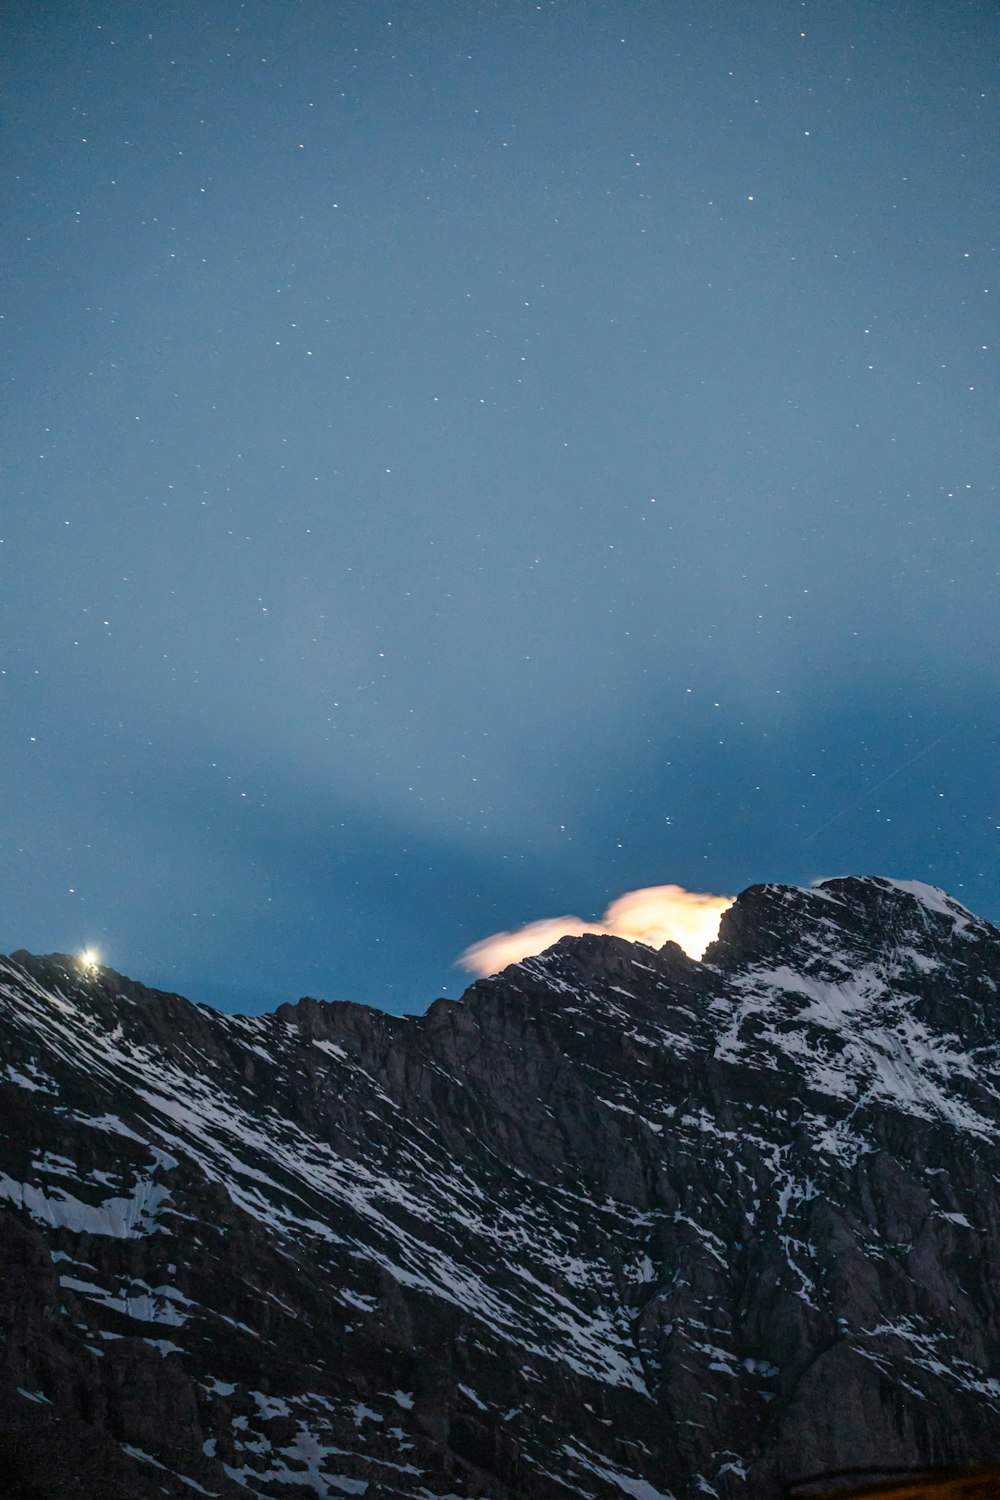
left=1, top=875, right=999, bottom=1499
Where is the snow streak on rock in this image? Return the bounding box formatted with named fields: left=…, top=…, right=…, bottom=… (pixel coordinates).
left=1, top=875, right=999, bottom=1499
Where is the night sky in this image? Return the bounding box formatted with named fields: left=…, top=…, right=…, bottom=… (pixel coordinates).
left=4, top=0, right=998, bottom=1015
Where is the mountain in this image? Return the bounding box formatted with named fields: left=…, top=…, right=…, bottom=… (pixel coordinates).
left=2, top=876, right=1000, bottom=1500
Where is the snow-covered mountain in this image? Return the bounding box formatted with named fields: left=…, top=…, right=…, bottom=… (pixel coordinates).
left=2, top=876, right=1000, bottom=1499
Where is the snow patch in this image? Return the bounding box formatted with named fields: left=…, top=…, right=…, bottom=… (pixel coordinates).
left=0, top=1171, right=170, bottom=1237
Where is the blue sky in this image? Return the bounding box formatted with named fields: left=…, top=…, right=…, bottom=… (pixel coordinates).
left=3, top=0, right=997, bottom=1012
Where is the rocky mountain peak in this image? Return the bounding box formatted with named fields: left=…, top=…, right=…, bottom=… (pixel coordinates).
left=705, top=875, right=988, bottom=973
left=2, top=877, right=1000, bottom=1498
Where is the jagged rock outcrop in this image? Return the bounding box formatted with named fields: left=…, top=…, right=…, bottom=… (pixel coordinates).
left=1, top=876, right=1000, bottom=1498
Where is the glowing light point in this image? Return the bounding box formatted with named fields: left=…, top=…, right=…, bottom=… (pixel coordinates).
left=79, top=948, right=100, bottom=971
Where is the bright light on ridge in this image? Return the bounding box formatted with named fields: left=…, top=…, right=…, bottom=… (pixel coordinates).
left=459, top=883, right=735, bottom=976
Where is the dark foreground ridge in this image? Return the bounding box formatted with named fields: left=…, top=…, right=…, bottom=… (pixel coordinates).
left=2, top=876, right=1000, bottom=1499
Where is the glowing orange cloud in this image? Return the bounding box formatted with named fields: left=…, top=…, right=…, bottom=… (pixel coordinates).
left=458, top=883, right=735, bottom=975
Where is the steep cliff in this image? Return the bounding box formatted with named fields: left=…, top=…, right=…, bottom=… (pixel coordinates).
left=1, top=876, right=999, bottom=1498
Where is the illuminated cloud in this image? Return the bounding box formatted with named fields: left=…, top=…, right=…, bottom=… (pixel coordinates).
left=458, top=883, right=735, bottom=976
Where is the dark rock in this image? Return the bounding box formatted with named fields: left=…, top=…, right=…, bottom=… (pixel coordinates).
left=1, top=877, right=999, bottom=1496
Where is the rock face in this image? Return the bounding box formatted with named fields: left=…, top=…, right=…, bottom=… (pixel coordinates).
left=2, top=876, right=1000, bottom=1499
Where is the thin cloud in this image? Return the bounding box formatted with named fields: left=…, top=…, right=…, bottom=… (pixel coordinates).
left=458, top=883, right=735, bottom=975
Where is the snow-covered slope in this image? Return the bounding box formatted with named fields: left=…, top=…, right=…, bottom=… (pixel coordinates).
left=1, top=876, right=999, bottom=1499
